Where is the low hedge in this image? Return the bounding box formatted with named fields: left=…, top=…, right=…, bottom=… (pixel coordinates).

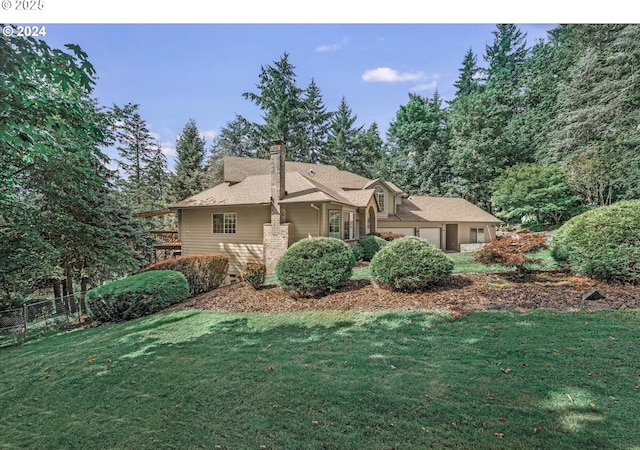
left=86, top=270, right=189, bottom=323
left=141, top=254, right=229, bottom=296
left=275, top=237, right=355, bottom=298
left=550, top=200, right=640, bottom=282
left=242, top=263, right=266, bottom=289
left=370, top=236, right=453, bottom=292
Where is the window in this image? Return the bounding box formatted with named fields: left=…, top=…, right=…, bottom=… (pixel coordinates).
left=343, top=211, right=355, bottom=240
left=374, top=186, right=385, bottom=212
left=329, top=210, right=341, bottom=239
left=212, top=212, right=236, bottom=234
left=470, top=227, right=485, bottom=243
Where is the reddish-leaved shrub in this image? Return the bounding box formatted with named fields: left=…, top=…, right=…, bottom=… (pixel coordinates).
left=474, top=232, right=548, bottom=274
left=242, top=263, right=266, bottom=289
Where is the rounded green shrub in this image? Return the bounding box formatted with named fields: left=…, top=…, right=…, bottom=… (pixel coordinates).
left=357, top=235, right=388, bottom=261
left=275, top=237, right=355, bottom=298
left=550, top=200, right=640, bottom=283
left=370, top=236, right=454, bottom=292
left=86, top=270, right=189, bottom=323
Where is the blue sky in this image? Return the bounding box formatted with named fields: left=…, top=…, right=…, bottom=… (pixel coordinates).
left=34, top=23, right=555, bottom=169
left=8, top=0, right=616, bottom=170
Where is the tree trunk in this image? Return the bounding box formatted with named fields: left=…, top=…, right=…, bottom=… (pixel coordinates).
left=65, top=264, right=76, bottom=313
left=53, top=279, right=64, bottom=314
left=79, top=277, right=88, bottom=315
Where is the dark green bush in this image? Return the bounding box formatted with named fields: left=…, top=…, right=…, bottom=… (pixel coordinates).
left=357, top=235, right=388, bottom=261
left=370, top=236, right=454, bottom=292
left=242, top=263, right=266, bottom=289
left=351, top=245, right=365, bottom=262
left=141, top=254, right=229, bottom=296
left=275, top=237, right=355, bottom=298
left=86, top=270, right=189, bottom=323
left=550, top=200, right=640, bottom=283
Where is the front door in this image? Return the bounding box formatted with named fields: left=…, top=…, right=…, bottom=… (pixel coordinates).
left=446, top=224, right=458, bottom=252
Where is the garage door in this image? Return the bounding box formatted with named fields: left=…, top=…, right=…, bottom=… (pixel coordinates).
left=419, top=228, right=441, bottom=248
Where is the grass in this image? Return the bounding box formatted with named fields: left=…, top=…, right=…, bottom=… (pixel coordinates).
left=1, top=309, right=639, bottom=449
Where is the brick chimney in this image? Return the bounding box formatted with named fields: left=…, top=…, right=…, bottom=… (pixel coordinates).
left=270, top=140, right=286, bottom=225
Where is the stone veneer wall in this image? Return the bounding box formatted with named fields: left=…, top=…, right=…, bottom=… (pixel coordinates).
left=263, top=222, right=292, bottom=274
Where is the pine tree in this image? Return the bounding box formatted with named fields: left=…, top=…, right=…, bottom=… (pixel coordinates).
left=326, top=97, right=363, bottom=172
left=113, top=103, right=156, bottom=211
left=169, top=118, right=207, bottom=202
left=453, top=48, right=482, bottom=97
left=242, top=52, right=304, bottom=155
left=301, top=79, right=332, bottom=163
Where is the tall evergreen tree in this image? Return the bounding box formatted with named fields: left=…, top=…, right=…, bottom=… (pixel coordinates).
left=453, top=48, right=482, bottom=97
left=326, top=97, right=363, bottom=172
left=169, top=118, right=207, bottom=202
left=547, top=24, right=640, bottom=205
left=242, top=52, right=305, bottom=157
left=301, top=78, right=332, bottom=164
left=113, top=103, right=156, bottom=211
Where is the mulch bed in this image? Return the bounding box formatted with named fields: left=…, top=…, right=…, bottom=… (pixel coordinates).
left=165, top=270, right=640, bottom=314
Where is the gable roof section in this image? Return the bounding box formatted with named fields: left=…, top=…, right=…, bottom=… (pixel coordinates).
left=170, top=171, right=362, bottom=208
left=380, top=196, right=502, bottom=223
left=223, top=156, right=375, bottom=191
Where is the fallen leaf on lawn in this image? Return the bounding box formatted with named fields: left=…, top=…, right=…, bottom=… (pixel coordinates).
left=498, top=417, right=506, bottom=422
left=590, top=402, right=596, bottom=408
left=584, top=321, right=589, bottom=326
left=88, top=358, right=95, bottom=363
left=267, top=365, right=274, bottom=371
left=452, top=422, right=457, bottom=429
left=520, top=364, right=528, bottom=368
left=551, top=349, right=562, bottom=354
left=214, top=446, right=221, bottom=449
left=495, top=433, right=504, bottom=438
left=42, top=371, right=50, bottom=378
left=312, top=420, right=319, bottom=426
left=260, top=446, right=266, bottom=449
left=500, top=368, right=511, bottom=374
left=534, top=427, right=542, bottom=433
left=106, top=358, right=112, bottom=363
left=390, top=365, right=397, bottom=370
left=566, top=393, right=574, bottom=402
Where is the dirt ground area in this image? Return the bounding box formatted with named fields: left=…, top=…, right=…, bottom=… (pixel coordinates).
left=165, top=270, right=640, bottom=314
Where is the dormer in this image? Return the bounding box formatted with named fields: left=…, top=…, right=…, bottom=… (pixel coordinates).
left=364, top=180, right=406, bottom=218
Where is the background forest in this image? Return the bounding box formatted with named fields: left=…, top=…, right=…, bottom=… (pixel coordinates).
left=2, top=24, right=639, bottom=305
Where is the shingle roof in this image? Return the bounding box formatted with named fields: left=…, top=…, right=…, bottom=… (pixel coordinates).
left=223, top=156, right=375, bottom=191
left=170, top=171, right=362, bottom=208
left=379, top=196, right=502, bottom=223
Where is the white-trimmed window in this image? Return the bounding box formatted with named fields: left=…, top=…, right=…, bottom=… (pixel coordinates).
left=212, top=212, right=236, bottom=234
left=343, top=211, right=355, bottom=240
left=374, top=186, right=385, bottom=212
left=470, top=227, right=485, bottom=243
left=329, top=210, right=341, bottom=239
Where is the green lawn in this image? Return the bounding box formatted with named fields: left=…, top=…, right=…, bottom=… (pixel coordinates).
left=1, top=309, right=638, bottom=449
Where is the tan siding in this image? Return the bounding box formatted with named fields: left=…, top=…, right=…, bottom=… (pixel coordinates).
left=179, top=205, right=270, bottom=274
left=286, top=204, right=320, bottom=242
left=457, top=223, right=498, bottom=246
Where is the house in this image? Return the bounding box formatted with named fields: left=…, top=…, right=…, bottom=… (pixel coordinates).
left=170, top=141, right=502, bottom=274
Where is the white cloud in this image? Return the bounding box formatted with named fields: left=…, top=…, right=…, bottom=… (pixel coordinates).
left=411, top=81, right=438, bottom=92
left=160, top=141, right=177, bottom=157
left=199, top=129, right=218, bottom=141
left=316, top=37, right=348, bottom=52
left=362, top=67, right=425, bottom=83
